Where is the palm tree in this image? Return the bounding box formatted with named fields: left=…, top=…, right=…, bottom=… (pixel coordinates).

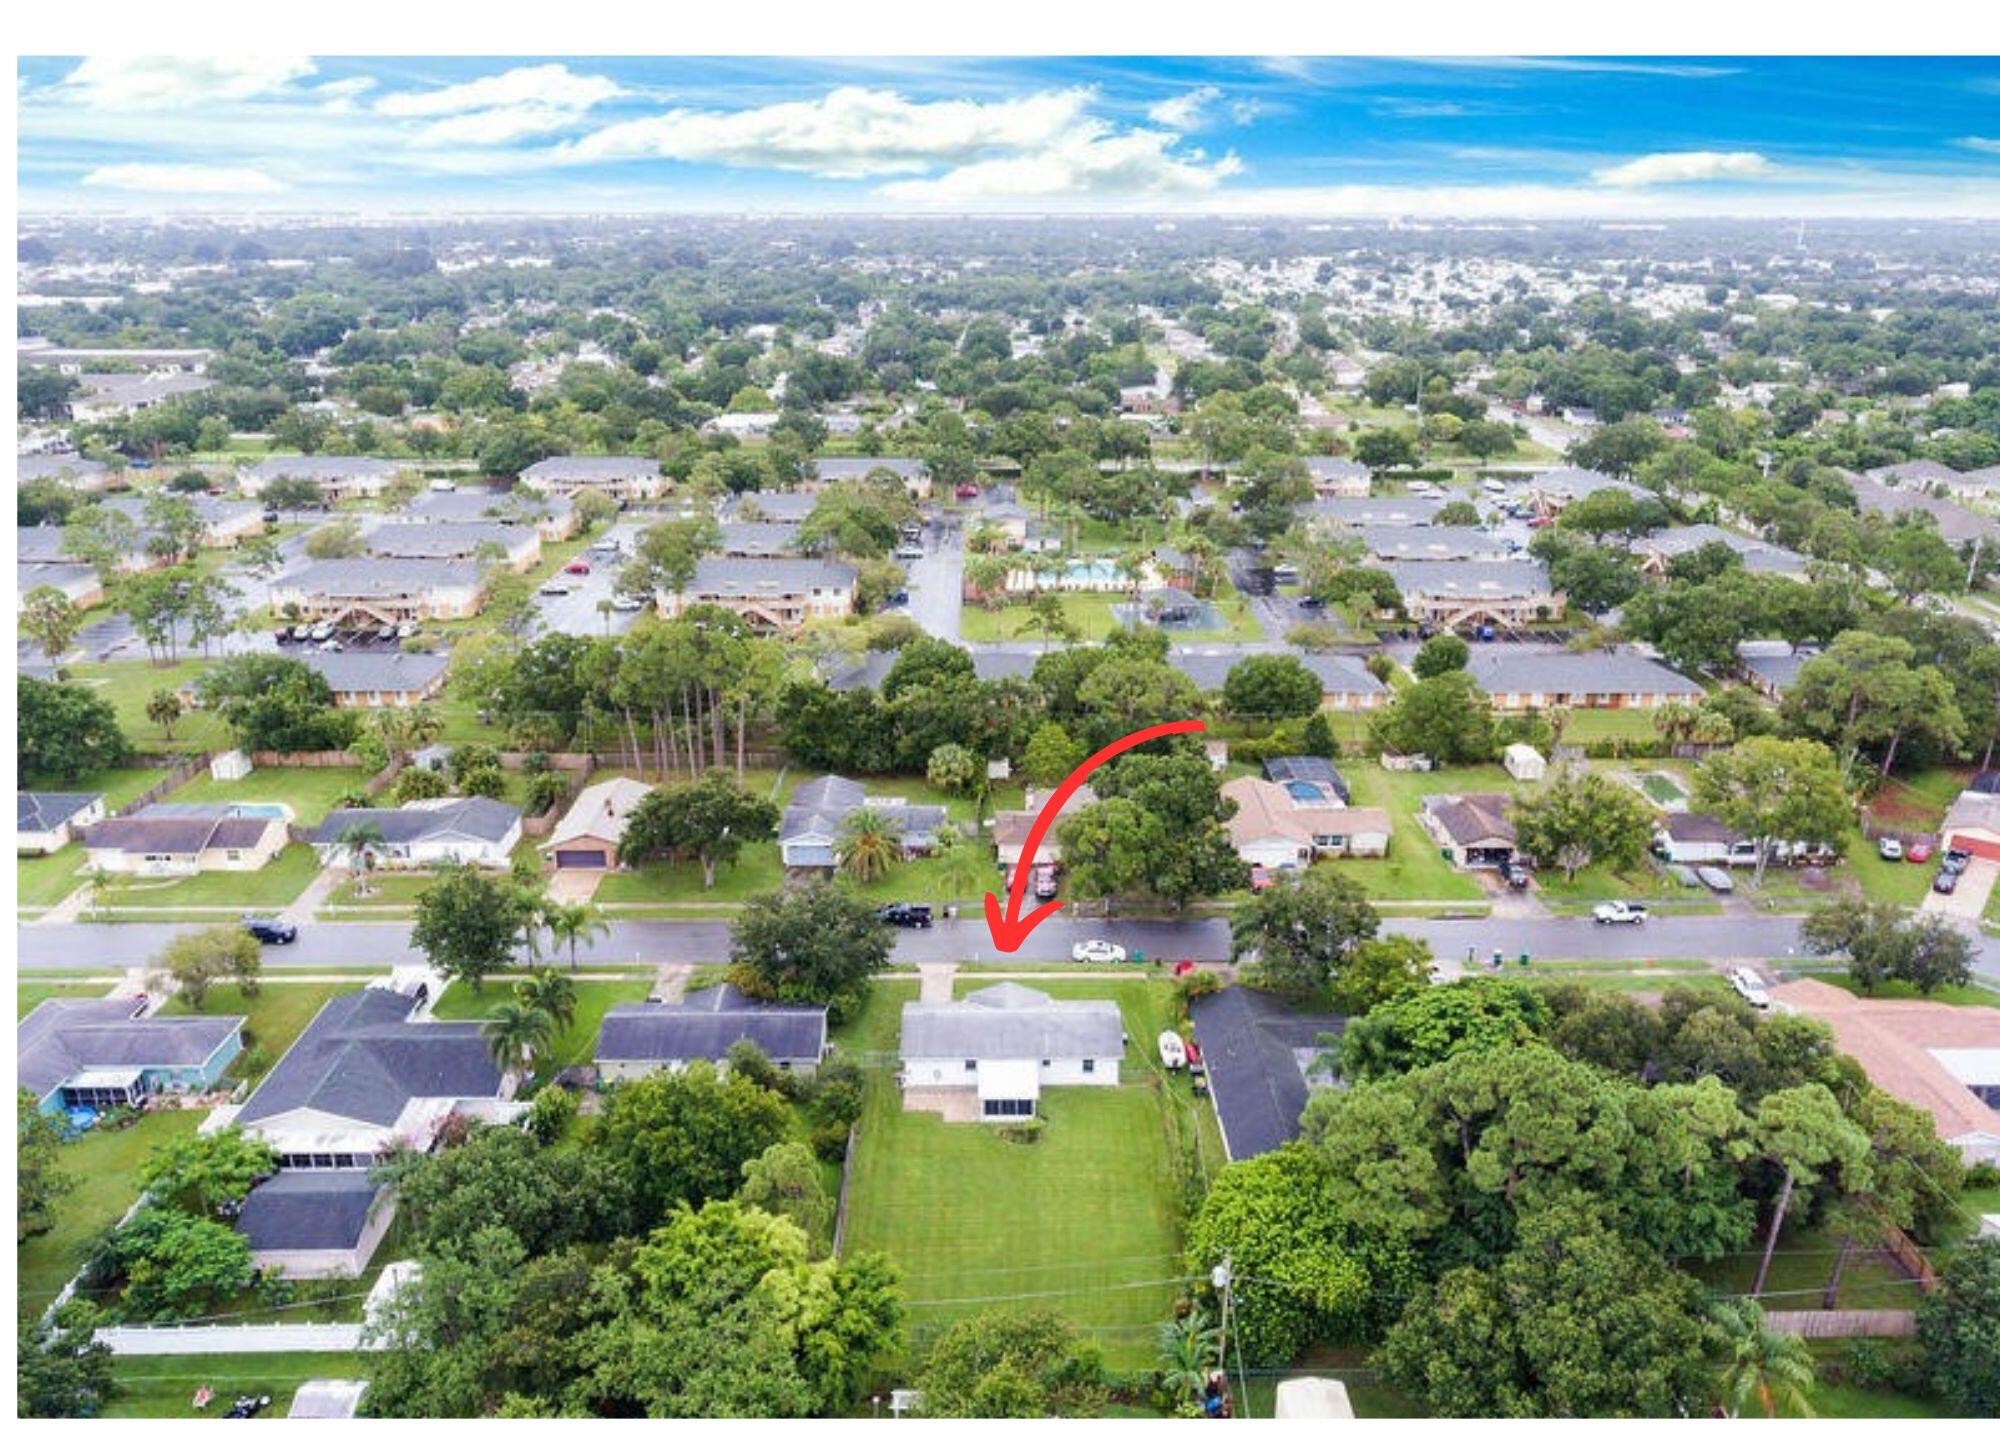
left=835, top=808, right=903, bottom=884
left=1154, top=1307, right=1222, bottom=1407
left=1654, top=702, right=1699, bottom=751
left=333, top=820, right=385, bottom=898
left=518, top=968, right=579, bottom=1032
left=544, top=901, right=608, bottom=972
left=1707, top=1299, right=1816, bottom=1418
left=401, top=704, right=444, bottom=752
left=513, top=890, right=557, bottom=967
left=483, top=1002, right=555, bottom=1079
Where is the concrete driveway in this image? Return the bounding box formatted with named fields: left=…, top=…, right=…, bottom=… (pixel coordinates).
left=1922, top=855, right=1997, bottom=924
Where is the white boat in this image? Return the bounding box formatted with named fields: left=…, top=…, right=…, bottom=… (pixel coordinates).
left=1158, top=1030, right=1187, bottom=1070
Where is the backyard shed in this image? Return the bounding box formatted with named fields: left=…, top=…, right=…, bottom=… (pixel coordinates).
left=1503, top=743, right=1547, bottom=782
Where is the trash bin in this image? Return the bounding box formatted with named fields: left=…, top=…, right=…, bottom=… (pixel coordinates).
left=1131, top=949, right=1146, bottom=964
left=1519, top=952, right=1531, bottom=967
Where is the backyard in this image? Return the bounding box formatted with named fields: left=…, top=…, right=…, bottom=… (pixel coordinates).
left=959, top=589, right=1263, bottom=644
left=432, top=974, right=654, bottom=1072
left=100, top=1352, right=376, bottom=1419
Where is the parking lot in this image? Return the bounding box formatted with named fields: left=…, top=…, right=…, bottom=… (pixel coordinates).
left=529, top=517, right=655, bottom=637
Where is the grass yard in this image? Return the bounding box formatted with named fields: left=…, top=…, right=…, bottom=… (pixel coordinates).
left=1686, top=1226, right=1925, bottom=1310
left=101, top=1352, right=376, bottom=1419
left=829, top=977, right=919, bottom=1059
left=63, top=659, right=233, bottom=754
left=433, top=975, right=653, bottom=1071
left=96, top=843, right=321, bottom=913
left=597, top=842, right=785, bottom=905
left=18, top=979, right=118, bottom=1016
left=843, top=1078, right=1186, bottom=1367
left=19, top=843, right=90, bottom=910
left=1334, top=759, right=1522, bottom=904
left=1557, top=706, right=1672, bottom=744
left=959, top=590, right=1262, bottom=644
left=17, top=1109, right=204, bottom=1318
left=160, top=979, right=368, bottom=1072
left=1838, top=828, right=1940, bottom=908
left=170, top=766, right=372, bottom=826
left=25, top=763, right=176, bottom=817
left=1803, top=973, right=2000, bottom=1008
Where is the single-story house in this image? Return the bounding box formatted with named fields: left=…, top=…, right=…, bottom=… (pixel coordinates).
left=235, top=1171, right=397, bottom=1280
left=1263, top=755, right=1352, bottom=805
left=518, top=456, right=665, bottom=502
left=1631, top=524, right=1808, bottom=580
left=809, top=456, right=932, bottom=499
left=1653, top=812, right=1760, bottom=866
left=270, top=558, right=484, bottom=624
left=1737, top=640, right=1815, bottom=700
left=17, top=454, right=114, bottom=492
left=1222, top=777, right=1391, bottom=867
left=1189, top=985, right=1345, bottom=1161
left=240, top=456, right=403, bottom=502
left=900, top=982, right=1124, bottom=1121
left=395, top=488, right=579, bottom=540
left=717, top=522, right=804, bottom=559
left=779, top=776, right=947, bottom=869
left=82, top=804, right=289, bottom=876
left=970, top=501, right=1061, bottom=553
left=1304, top=456, right=1371, bottom=499
left=216, top=985, right=518, bottom=1167
left=1525, top=467, right=1646, bottom=515
left=309, top=798, right=523, bottom=870
left=20, top=996, right=243, bottom=1114
left=1170, top=651, right=1389, bottom=711
left=1419, top=793, right=1517, bottom=867
left=656, top=556, right=856, bottom=631
left=540, top=777, right=652, bottom=871
left=1940, top=790, right=2000, bottom=863
left=1770, top=979, right=2000, bottom=1166
left=282, top=650, right=451, bottom=708
left=18, top=791, right=107, bottom=854
left=1298, top=496, right=1435, bottom=529
left=1391, top=561, right=1564, bottom=630
left=19, top=561, right=106, bottom=608
left=364, top=520, right=540, bottom=571
left=1362, top=527, right=1507, bottom=563
left=992, top=786, right=1098, bottom=872
left=18, top=525, right=83, bottom=564
left=1465, top=650, right=1704, bottom=711
left=595, top=985, right=828, bottom=1080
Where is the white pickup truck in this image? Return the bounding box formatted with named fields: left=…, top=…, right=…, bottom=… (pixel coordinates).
left=1592, top=901, right=1649, bottom=926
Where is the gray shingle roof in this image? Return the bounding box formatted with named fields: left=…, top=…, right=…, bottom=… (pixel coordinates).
left=402, top=489, right=573, bottom=524
left=1530, top=467, right=1646, bottom=501
left=309, top=798, right=521, bottom=847
left=728, top=491, right=817, bottom=522
left=1390, top=561, right=1552, bottom=598
left=1423, top=793, right=1517, bottom=849
left=17, top=456, right=109, bottom=482
left=1304, top=457, right=1370, bottom=480
left=1168, top=650, right=1386, bottom=698
left=1300, top=497, right=1436, bottom=527
left=1635, top=524, right=1807, bottom=575
left=900, top=982, right=1124, bottom=1061
left=811, top=457, right=927, bottom=482
left=18, top=791, right=102, bottom=834
left=779, top=776, right=947, bottom=846
left=17, top=527, right=74, bottom=563
left=1466, top=650, right=1702, bottom=699
left=19, top=997, right=242, bottom=1099
left=521, top=456, right=660, bottom=481
left=596, top=986, right=827, bottom=1065
left=235, top=1170, right=385, bottom=1252
left=84, top=812, right=277, bottom=855
left=1362, top=527, right=1507, bottom=561
left=718, top=522, right=803, bottom=558
left=236, top=989, right=501, bottom=1129
left=249, top=456, right=402, bottom=481
left=686, top=556, right=855, bottom=596
left=283, top=649, right=450, bottom=696
left=365, top=522, right=529, bottom=560
left=1189, top=985, right=1345, bottom=1161
left=282, top=558, right=483, bottom=597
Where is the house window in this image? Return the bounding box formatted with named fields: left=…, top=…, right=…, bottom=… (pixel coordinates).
left=1082, top=1059, right=1095, bottom=1073
left=982, top=1098, right=1034, bottom=1118
left=963, top=1059, right=977, bottom=1072
left=227, top=849, right=242, bottom=862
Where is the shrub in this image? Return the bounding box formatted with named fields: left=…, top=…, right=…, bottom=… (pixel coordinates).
left=526, top=1085, right=578, bottom=1145
left=809, top=1121, right=853, bottom=1162
left=997, top=1119, right=1045, bottom=1144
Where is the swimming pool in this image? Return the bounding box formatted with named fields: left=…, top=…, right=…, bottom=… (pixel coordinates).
left=228, top=803, right=292, bottom=820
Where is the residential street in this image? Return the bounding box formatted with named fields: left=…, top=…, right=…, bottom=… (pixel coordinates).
left=25, top=909, right=1982, bottom=978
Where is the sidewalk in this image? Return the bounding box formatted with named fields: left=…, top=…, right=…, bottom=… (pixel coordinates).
left=279, top=865, right=346, bottom=926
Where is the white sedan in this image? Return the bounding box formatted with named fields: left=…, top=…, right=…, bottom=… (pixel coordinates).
left=1070, top=939, right=1129, bottom=964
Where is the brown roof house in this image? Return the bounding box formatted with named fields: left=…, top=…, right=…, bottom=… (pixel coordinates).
left=1222, top=777, right=1390, bottom=869
left=1772, top=979, right=2000, bottom=1166
left=1419, top=793, right=1516, bottom=867
left=540, top=777, right=653, bottom=872
left=83, top=803, right=289, bottom=877
left=993, top=786, right=1098, bottom=873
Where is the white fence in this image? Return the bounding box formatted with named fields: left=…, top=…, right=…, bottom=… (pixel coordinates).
left=95, top=1323, right=366, bottom=1356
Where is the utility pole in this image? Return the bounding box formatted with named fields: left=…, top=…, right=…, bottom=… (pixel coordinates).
left=1968, top=534, right=1983, bottom=595
left=1212, top=1256, right=1237, bottom=1417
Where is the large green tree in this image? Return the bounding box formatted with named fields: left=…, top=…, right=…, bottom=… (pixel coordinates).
left=619, top=776, right=779, bottom=888
left=730, top=885, right=894, bottom=1021
left=1228, top=870, right=1380, bottom=1000
left=1510, top=770, right=1656, bottom=883
left=1367, top=670, right=1495, bottom=765
left=1689, top=736, right=1851, bottom=884
left=1918, top=1237, right=2000, bottom=1415
left=412, top=865, right=523, bottom=991
left=595, top=1064, right=792, bottom=1223
left=20, top=675, right=131, bottom=784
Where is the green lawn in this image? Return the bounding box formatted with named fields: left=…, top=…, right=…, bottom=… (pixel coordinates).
left=19, top=843, right=90, bottom=911
left=1839, top=829, right=1941, bottom=908
left=960, top=590, right=1262, bottom=644
left=18, top=979, right=118, bottom=1016
left=844, top=1079, right=1186, bottom=1367
left=102, top=1352, right=376, bottom=1418
left=433, top=975, right=652, bottom=1071
left=24, top=763, right=176, bottom=816
left=1334, top=760, right=1519, bottom=904
left=61, top=659, right=232, bottom=754
left=18, top=1109, right=204, bottom=1318
left=160, top=980, right=368, bottom=1071
left=96, top=843, right=320, bottom=912
left=1804, top=973, right=2000, bottom=1008
left=598, top=842, right=785, bottom=904
left=828, top=977, right=919, bottom=1059
left=170, top=766, right=372, bottom=826
left=1687, top=1226, right=1925, bottom=1310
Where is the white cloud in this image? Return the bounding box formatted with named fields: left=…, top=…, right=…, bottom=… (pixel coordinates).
left=314, top=76, right=376, bottom=112
left=1593, top=151, right=1777, bottom=186
left=1147, top=85, right=1222, bottom=131
left=564, top=85, right=1096, bottom=177
left=62, top=56, right=317, bottom=108
left=81, top=163, right=287, bottom=194
left=1958, top=137, right=2000, bottom=155
left=878, top=126, right=1242, bottom=203
left=377, top=64, right=623, bottom=147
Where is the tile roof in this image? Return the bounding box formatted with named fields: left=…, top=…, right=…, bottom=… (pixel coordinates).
left=237, top=988, right=503, bottom=1129
left=19, top=997, right=243, bottom=1099
left=596, top=986, right=827, bottom=1065
left=1189, top=985, right=1345, bottom=1160
left=234, top=1170, right=385, bottom=1252
left=901, top=982, right=1125, bottom=1061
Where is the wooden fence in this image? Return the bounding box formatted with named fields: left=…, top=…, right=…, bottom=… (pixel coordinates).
left=829, top=1122, right=861, bottom=1256
left=1765, top=1309, right=1916, bottom=1339
left=116, top=757, right=203, bottom=815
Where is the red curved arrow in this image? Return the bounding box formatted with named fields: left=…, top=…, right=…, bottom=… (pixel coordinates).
left=983, top=717, right=1208, bottom=953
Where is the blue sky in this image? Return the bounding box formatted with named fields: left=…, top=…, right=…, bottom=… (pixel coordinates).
left=18, top=56, right=2000, bottom=216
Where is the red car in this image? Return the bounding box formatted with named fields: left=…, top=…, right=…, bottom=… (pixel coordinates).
left=1906, top=839, right=1935, bottom=864
left=1250, top=866, right=1275, bottom=891
left=563, top=560, right=592, bottom=576
left=954, top=483, right=980, bottom=500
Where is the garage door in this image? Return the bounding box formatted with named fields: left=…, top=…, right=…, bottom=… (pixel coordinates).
left=554, top=849, right=608, bottom=869
left=1948, top=834, right=2000, bottom=862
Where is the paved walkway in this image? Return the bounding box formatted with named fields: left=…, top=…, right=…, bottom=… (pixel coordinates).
left=1923, top=856, right=1997, bottom=923
left=649, top=963, right=692, bottom=1002
left=38, top=883, right=97, bottom=926
left=281, top=865, right=346, bottom=925
left=919, top=963, right=958, bottom=1003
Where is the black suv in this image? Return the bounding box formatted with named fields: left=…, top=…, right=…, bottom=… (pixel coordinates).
left=877, top=903, right=934, bottom=929
left=242, top=917, right=298, bottom=945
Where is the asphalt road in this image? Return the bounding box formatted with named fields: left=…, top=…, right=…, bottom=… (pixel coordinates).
left=527, top=518, right=652, bottom=638
left=23, top=910, right=1954, bottom=977
left=904, top=519, right=964, bottom=643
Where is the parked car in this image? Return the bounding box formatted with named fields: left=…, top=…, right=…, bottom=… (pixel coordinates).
left=1906, top=839, right=1935, bottom=864
left=1071, top=939, right=1129, bottom=964
left=1031, top=864, right=1059, bottom=900
left=1728, top=967, right=1771, bottom=1009
left=1502, top=860, right=1531, bottom=891
left=877, top=903, right=933, bottom=929
left=1667, top=864, right=1702, bottom=888
left=564, top=560, right=592, bottom=576
left=1695, top=866, right=1735, bottom=894
left=1877, top=837, right=1905, bottom=861
left=1157, top=1031, right=1187, bottom=1070
left=610, top=594, right=645, bottom=612
left=242, top=917, right=298, bottom=945
left=1942, top=848, right=1972, bottom=875
left=307, top=621, right=333, bottom=640
left=1933, top=867, right=1962, bottom=895
left=1250, top=866, right=1275, bottom=891
left=1592, top=901, right=1648, bottom=925
left=539, top=580, right=573, bottom=597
